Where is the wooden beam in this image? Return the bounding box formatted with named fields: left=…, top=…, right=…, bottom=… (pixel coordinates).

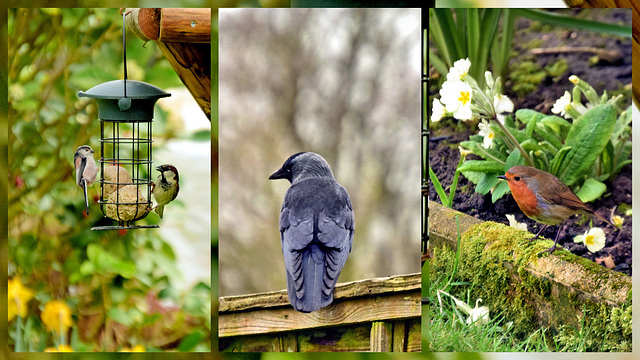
left=126, top=8, right=211, bottom=120
left=219, top=273, right=421, bottom=312
left=127, top=8, right=211, bottom=43
left=219, top=274, right=421, bottom=337
left=160, top=8, right=211, bottom=43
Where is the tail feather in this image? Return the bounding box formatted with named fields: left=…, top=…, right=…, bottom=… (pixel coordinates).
left=83, top=178, right=89, bottom=215
left=155, top=205, right=165, bottom=219
left=591, top=209, right=614, bottom=227
left=287, top=245, right=331, bottom=313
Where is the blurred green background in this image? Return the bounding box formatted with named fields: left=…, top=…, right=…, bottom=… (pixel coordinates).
left=7, top=7, right=210, bottom=352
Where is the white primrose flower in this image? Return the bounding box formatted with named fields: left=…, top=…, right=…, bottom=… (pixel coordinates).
left=446, top=58, right=471, bottom=82
left=439, top=80, right=473, bottom=121
left=478, top=120, right=494, bottom=148
left=494, top=94, right=514, bottom=114
left=551, top=91, right=572, bottom=119
left=506, top=214, right=527, bottom=231
left=432, top=98, right=447, bottom=122
left=573, top=227, right=606, bottom=253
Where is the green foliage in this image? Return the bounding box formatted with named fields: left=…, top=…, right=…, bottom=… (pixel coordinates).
left=8, top=9, right=208, bottom=352
left=429, top=8, right=514, bottom=88
left=460, top=77, right=631, bottom=203
left=429, top=153, right=465, bottom=208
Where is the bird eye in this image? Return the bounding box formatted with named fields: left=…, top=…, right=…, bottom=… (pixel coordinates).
left=514, top=176, right=520, bottom=181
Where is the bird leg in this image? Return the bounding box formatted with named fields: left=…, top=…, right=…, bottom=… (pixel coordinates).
left=538, top=224, right=566, bottom=255
left=527, top=224, right=548, bottom=242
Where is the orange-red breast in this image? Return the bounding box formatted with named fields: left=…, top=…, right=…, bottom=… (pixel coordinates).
left=498, top=165, right=613, bottom=254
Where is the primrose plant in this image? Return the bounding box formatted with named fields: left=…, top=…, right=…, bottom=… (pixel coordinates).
left=431, top=58, right=631, bottom=205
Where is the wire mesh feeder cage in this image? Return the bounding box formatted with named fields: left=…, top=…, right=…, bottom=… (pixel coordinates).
left=78, top=80, right=170, bottom=230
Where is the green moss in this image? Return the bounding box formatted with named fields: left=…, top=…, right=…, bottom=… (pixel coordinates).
left=509, top=61, right=546, bottom=97
left=545, top=58, right=568, bottom=81
left=432, top=221, right=632, bottom=350
left=521, top=38, right=544, bottom=50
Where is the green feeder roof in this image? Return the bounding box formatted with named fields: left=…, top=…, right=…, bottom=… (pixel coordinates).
left=78, top=80, right=170, bottom=121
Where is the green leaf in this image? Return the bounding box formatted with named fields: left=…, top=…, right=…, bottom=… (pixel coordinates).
left=505, top=149, right=524, bottom=171
left=549, top=146, right=572, bottom=176
left=514, top=9, right=631, bottom=38
left=191, top=130, right=211, bottom=142
left=557, top=104, right=617, bottom=186
left=108, top=308, right=141, bottom=327
left=575, top=178, right=607, bottom=203
left=540, top=115, right=571, bottom=133
left=476, top=173, right=500, bottom=195
left=534, top=123, right=563, bottom=150
left=457, top=160, right=505, bottom=174
left=460, top=170, right=484, bottom=185
left=429, top=166, right=449, bottom=206
left=492, top=180, right=511, bottom=203
left=515, top=109, right=544, bottom=124
left=459, top=140, right=506, bottom=162
left=178, top=331, right=206, bottom=352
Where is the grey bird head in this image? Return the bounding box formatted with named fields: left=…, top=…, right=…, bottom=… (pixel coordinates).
left=269, top=152, right=334, bottom=185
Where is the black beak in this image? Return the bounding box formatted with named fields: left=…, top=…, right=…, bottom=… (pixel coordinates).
left=497, top=175, right=507, bottom=180
left=269, top=167, right=287, bottom=180
left=156, top=166, right=163, bottom=172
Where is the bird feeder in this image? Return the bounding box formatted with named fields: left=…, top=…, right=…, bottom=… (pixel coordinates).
left=77, top=10, right=170, bottom=230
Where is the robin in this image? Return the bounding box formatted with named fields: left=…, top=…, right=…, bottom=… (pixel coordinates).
left=498, top=165, right=613, bottom=255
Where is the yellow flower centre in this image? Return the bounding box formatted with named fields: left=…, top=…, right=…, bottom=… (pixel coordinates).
left=487, top=132, right=494, bottom=140
left=458, top=91, right=470, bottom=105
left=585, top=234, right=594, bottom=245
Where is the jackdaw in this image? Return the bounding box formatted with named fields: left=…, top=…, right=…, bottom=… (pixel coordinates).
left=269, top=152, right=354, bottom=312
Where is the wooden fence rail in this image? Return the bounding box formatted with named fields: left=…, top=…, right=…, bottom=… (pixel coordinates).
left=219, top=273, right=421, bottom=352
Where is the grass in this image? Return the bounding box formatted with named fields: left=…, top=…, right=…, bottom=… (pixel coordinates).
left=427, top=216, right=601, bottom=352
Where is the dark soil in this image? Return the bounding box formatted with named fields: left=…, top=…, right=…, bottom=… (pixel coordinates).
left=428, top=9, right=632, bottom=276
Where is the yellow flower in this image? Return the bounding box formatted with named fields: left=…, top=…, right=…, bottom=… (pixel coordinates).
left=120, top=345, right=145, bottom=352
left=8, top=277, right=34, bottom=322
left=41, top=300, right=73, bottom=334
left=613, top=215, right=624, bottom=227
left=44, top=344, right=73, bottom=352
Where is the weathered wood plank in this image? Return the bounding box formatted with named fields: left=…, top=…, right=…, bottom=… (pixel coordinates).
left=370, top=321, right=393, bottom=352
left=279, top=332, right=298, bottom=352
left=219, top=273, right=420, bottom=312
left=392, top=320, right=406, bottom=352
left=406, top=318, right=422, bottom=352
left=219, top=334, right=282, bottom=352
left=298, top=324, right=371, bottom=352
left=219, top=291, right=420, bottom=337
